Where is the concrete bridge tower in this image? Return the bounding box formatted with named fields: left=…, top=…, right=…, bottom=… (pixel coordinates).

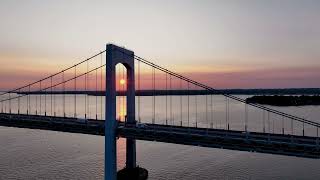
left=105, top=44, right=136, bottom=180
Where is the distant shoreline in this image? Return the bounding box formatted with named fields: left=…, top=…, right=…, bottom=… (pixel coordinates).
left=246, top=95, right=320, bottom=106
left=14, top=88, right=320, bottom=96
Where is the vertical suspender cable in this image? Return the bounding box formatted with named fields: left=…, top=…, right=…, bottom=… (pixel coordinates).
left=3, top=96, right=4, bottom=113
left=54, top=83, right=56, bottom=116
left=100, top=53, right=103, bottom=120
left=28, top=85, right=30, bottom=114
left=18, top=89, right=20, bottom=114
left=244, top=103, right=248, bottom=132
left=195, top=87, right=197, bottom=128
left=4, top=96, right=6, bottom=113
left=96, top=68, right=98, bottom=120
left=165, top=73, right=168, bottom=125
left=206, top=92, right=208, bottom=129
left=74, top=66, right=77, bottom=118
left=1, top=95, right=3, bottom=113
left=85, top=61, right=88, bottom=119
left=154, top=68, right=156, bottom=124
left=152, top=67, right=156, bottom=124
left=138, top=59, right=141, bottom=123
left=35, top=85, right=38, bottom=115
left=40, top=81, right=42, bottom=115
left=225, top=97, right=228, bottom=130
left=88, top=60, right=90, bottom=119
left=63, top=71, right=65, bottom=117
left=9, top=93, right=11, bottom=114
left=51, top=77, right=53, bottom=116
left=211, top=94, right=214, bottom=128
left=170, top=75, right=172, bottom=125
left=227, top=98, right=230, bottom=130
left=154, top=67, right=156, bottom=124
left=151, top=67, right=154, bottom=124
left=225, top=97, right=229, bottom=129
left=4, top=95, right=6, bottom=113
left=226, top=97, right=228, bottom=130
left=44, top=82, right=47, bottom=116
left=187, top=82, right=190, bottom=127
left=180, top=79, right=182, bottom=126
left=4, top=97, right=5, bottom=113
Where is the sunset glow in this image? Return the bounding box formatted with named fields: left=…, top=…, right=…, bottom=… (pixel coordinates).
left=120, top=79, right=126, bottom=86
left=0, top=1, right=319, bottom=90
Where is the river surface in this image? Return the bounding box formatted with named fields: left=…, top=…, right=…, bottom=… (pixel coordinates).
left=1, top=95, right=320, bottom=179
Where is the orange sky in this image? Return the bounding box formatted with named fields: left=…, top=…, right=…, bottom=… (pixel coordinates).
left=1, top=63, right=319, bottom=91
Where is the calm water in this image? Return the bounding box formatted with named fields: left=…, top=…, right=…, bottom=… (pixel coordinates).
left=1, top=95, right=320, bottom=179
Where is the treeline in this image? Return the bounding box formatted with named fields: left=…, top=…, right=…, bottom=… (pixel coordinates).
left=246, top=95, right=320, bottom=106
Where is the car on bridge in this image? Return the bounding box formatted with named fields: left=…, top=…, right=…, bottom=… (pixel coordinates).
left=135, top=123, right=148, bottom=129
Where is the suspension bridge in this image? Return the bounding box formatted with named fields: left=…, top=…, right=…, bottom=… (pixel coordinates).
left=0, top=44, right=320, bottom=180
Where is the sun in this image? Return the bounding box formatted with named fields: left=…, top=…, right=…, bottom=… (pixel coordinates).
left=120, top=79, right=126, bottom=85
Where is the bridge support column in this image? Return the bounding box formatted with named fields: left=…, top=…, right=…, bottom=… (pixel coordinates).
left=126, top=54, right=136, bottom=169
left=105, top=44, right=136, bottom=180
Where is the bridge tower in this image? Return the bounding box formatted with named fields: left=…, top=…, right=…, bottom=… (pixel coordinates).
left=105, top=44, right=136, bottom=180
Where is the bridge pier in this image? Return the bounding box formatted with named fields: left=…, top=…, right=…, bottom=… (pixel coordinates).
left=105, top=44, right=137, bottom=180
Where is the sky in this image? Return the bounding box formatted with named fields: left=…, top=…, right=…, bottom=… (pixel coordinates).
left=0, top=0, right=319, bottom=90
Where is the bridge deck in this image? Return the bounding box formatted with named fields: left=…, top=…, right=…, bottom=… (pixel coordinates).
left=0, top=113, right=319, bottom=158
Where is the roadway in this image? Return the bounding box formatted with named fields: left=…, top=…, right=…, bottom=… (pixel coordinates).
left=0, top=113, right=319, bottom=158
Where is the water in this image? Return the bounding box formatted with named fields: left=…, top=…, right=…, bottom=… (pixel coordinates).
left=1, top=95, right=320, bottom=179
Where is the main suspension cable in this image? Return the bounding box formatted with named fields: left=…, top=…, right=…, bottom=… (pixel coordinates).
left=130, top=53, right=320, bottom=128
